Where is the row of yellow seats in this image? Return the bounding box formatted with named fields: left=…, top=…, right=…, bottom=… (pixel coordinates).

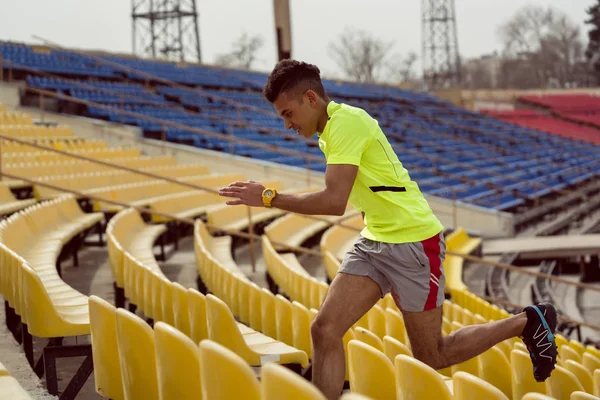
left=17, top=156, right=182, bottom=184
left=0, top=125, right=73, bottom=137
left=0, top=139, right=104, bottom=154
left=105, top=205, right=311, bottom=374
left=2, top=146, right=141, bottom=164
left=107, top=207, right=168, bottom=305
left=0, top=127, right=73, bottom=139
left=0, top=196, right=102, bottom=335
left=346, top=318, right=600, bottom=400
left=104, top=211, right=311, bottom=382
left=0, top=361, right=33, bottom=400
left=0, top=112, right=33, bottom=125
left=444, top=295, right=600, bottom=399
left=2, top=155, right=175, bottom=176
left=89, top=295, right=328, bottom=400
left=149, top=191, right=223, bottom=223
left=195, top=222, right=365, bottom=380
left=263, top=234, right=328, bottom=310
left=0, top=183, right=36, bottom=215
left=264, top=201, right=354, bottom=251
left=194, top=224, right=313, bottom=358
left=320, top=213, right=364, bottom=259
left=205, top=179, right=285, bottom=233
left=32, top=163, right=210, bottom=200
left=88, top=173, right=243, bottom=212
left=450, top=288, right=511, bottom=321
left=0, top=197, right=101, bottom=396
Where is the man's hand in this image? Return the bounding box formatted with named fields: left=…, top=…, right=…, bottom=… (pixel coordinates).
left=218, top=180, right=265, bottom=207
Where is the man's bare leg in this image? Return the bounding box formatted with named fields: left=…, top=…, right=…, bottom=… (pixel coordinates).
left=401, top=306, right=527, bottom=370
left=310, top=272, right=382, bottom=400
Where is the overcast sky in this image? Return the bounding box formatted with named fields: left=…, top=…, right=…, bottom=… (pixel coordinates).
left=0, top=0, right=592, bottom=79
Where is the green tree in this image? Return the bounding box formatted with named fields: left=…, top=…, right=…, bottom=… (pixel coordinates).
left=585, top=0, right=600, bottom=82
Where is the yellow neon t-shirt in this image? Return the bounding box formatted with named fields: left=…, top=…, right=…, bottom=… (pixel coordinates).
left=318, top=101, right=444, bottom=244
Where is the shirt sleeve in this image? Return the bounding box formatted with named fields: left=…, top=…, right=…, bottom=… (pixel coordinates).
left=326, top=114, right=373, bottom=166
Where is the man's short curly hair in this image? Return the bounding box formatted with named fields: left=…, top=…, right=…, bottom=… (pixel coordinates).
left=262, top=59, right=327, bottom=103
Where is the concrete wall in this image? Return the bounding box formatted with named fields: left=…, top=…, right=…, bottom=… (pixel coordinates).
left=0, top=82, right=22, bottom=108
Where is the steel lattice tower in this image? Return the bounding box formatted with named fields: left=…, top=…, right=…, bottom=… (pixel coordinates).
left=421, top=0, right=462, bottom=89
left=132, top=0, right=202, bottom=63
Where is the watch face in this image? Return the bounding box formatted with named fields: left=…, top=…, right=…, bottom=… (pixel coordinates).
left=264, top=190, right=273, bottom=197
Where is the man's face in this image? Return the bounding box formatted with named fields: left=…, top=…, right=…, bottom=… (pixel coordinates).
left=272, top=90, right=319, bottom=139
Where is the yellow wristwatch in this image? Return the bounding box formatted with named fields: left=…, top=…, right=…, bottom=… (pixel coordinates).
left=262, top=188, right=277, bottom=208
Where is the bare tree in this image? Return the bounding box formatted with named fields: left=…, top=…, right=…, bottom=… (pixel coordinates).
left=386, top=51, right=418, bottom=84
left=215, top=33, right=264, bottom=70
left=328, top=28, right=393, bottom=83
left=497, top=5, right=587, bottom=88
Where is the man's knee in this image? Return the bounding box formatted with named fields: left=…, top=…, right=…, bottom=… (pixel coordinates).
left=310, top=315, right=344, bottom=346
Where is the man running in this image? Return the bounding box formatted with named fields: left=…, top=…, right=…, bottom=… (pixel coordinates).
left=218, top=59, right=557, bottom=399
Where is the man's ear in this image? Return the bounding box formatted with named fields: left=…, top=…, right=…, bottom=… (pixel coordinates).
left=305, top=90, right=318, bottom=106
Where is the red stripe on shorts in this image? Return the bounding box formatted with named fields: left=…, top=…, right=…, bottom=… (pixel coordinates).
left=422, top=233, right=442, bottom=311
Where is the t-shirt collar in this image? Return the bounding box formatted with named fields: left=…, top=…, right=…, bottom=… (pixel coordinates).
left=320, top=100, right=341, bottom=137
left=326, top=100, right=341, bottom=119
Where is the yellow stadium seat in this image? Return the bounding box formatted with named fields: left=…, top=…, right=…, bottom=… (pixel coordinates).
left=562, top=345, right=583, bottom=364
left=322, top=250, right=340, bottom=282
left=595, top=370, right=600, bottom=397
left=521, top=392, right=556, bottom=400
left=478, top=345, right=512, bottom=399
left=586, top=346, right=600, bottom=360
left=382, top=335, right=412, bottom=364
left=198, top=340, right=260, bottom=400
left=395, top=354, right=453, bottom=400
left=570, top=340, right=587, bottom=357
left=154, top=322, right=202, bottom=400
left=384, top=307, right=408, bottom=345
left=343, top=328, right=357, bottom=382
left=366, top=304, right=386, bottom=339
left=291, top=301, right=313, bottom=360
left=582, top=353, right=600, bottom=374
left=19, top=256, right=92, bottom=393
left=453, top=371, right=509, bottom=400
left=261, top=362, right=326, bottom=400
left=348, top=340, right=396, bottom=400
left=515, top=341, right=528, bottom=351
left=473, top=313, right=488, bottom=325
left=442, top=227, right=481, bottom=293
left=171, top=282, right=191, bottom=337
left=88, top=296, right=124, bottom=400
left=511, top=349, right=547, bottom=399
left=0, top=376, right=33, bottom=400
left=115, top=308, right=159, bottom=400
left=204, top=294, right=309, bottom=368
left=248, top=282, right=263, bottom=333
left=451, top=303, right=463, bottom=323
left=158, top=276, right=175, bottom=326
left=274, top=294, right=294, bottom=346
left=489, top=339, right=511, bottom=361
left=340, top=393, right=374, bottom=400
left=564, top=360, right=594, bottom=394
left=545, top=365, right=584, bottom=400
left=354, top=327, right=384, bottom=353
left=260, top=288, right=278, bottom=340
left=571, top=392, right=600, bottom=400
left=555, top=334, right=568, bottom=350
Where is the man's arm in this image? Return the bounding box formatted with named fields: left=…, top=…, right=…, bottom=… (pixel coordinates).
left=218, top=164, right=358, bottom=216
left=272, top=164, right=358, bottom=215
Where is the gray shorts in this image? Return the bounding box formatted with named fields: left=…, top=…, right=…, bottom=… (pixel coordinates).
left=338, top=231, right=446, bottom=313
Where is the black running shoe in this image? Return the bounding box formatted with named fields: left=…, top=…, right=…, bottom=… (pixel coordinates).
left=519, top=302, right=558, bottom=382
